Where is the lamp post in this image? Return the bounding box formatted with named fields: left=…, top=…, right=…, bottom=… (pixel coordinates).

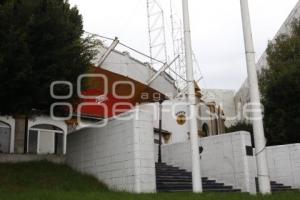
left=182, top=0, right=203, bottom=193
left=240, top=0, right=271, bottom=194
left=158, top=98, right=164, bottom=163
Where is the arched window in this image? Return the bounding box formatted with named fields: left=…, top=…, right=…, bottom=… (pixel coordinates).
left=202, top=123, right=209, bottom=137
left=28, top=124, right=64, bottom=155
left=0, top=121, right=11, bottom=153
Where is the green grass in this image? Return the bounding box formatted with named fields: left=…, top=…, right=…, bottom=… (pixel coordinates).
left=0, top=161, right=299, bottom=200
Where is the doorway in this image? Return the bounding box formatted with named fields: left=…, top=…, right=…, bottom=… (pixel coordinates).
left=28, top=124, right=64, bottom=155
left=0, top=121, right=11, bottom=153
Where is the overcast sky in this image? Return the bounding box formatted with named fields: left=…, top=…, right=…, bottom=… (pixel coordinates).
left=69, top=0, right=298, bottom=90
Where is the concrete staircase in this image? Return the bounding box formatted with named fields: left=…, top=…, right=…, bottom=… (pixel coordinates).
left=255, top=178, right=294, bottom=192
left=155, top=162, right=241, bottom=192
left=156, top=162, right=296, bottom=193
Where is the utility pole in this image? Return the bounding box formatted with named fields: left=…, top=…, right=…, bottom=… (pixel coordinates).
left=240, top=0, right=271, bottom=195
left=158, top=99, right=164, bottom=163
left=182, top=0, right=203, bottom=193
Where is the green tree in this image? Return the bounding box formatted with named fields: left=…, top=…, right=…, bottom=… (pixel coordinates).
left=0, top=0, right=96, bottom=152
left=260, top=20, right=300, bottom=145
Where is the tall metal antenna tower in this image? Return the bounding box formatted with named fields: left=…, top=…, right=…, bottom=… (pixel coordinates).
left=170, top=0, right=204, bottom=91
left=170, top=0, right=186, bottom=90
left=146, top=0, right=168, bottom=69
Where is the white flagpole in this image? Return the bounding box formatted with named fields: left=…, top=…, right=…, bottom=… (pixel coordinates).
left=182, top=0, right=203, bottom=193
left=240, top=0, right=271, bottom=194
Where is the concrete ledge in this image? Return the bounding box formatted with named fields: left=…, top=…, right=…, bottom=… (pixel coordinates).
left=0, top=154, right=65, bottom=164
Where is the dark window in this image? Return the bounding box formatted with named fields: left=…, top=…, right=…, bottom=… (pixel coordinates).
left=199, top=146, right=204, bottom=154
left=202, top=123, right=209, bottom=137
left=55, top=133, right=64, bottom=155
left=28, top=130, right=38, bottom=154
left=246, top=146, right=254, bottom=156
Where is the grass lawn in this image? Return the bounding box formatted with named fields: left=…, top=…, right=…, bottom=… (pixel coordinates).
left=0, top=161, right=299, bottom=200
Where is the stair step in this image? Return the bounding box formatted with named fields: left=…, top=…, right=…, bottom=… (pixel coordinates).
left=157, top=189, right=241, bottom=193
left=156, top=170, right=188, bottom=173
left=156, top=169, right=187, bottom=172
left=271, top=184, right=284, bottom=187
left=156, top=177, right=191, bottom=179
left=155, top=166, right=181, bottom=169
left=271, top=188, right=291, bottom=191
left=156, top=172, right=191, bottom=175
left=157, top=183, right=191, bottom=185
left=158, top=190, right=190, bottom=192
left=156, top=170, right=190, bottom=173
left=204, top=189, right=241, bottom=193
left=155, top=176, right=209, bottom=180
left=272, top=188, right=293, bottom=192
left=157, top=183, right=225, bottom=187
left=156, top=174, right=192, bottom=177
left=157, top=179, right=216, bottom=184
left=157, top=185, right=192, bottom=189
left=157, top=185, right=232, bottom=190
left=271, top=185, right=291, bottom=188
left=157, top=179, right=219, bottom=183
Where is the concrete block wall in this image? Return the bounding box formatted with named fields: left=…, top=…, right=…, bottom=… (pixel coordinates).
left=66, top=110, right=156, bottom=193
left=198, top=132, right=256, bottom=194
left=161, top=132, right=256, bottom=193
left=267, top=144, right=300, bottom=189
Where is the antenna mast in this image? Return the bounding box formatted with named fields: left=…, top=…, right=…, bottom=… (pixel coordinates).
left=147, top=0, right=168, bottom=69
left=170, top=0, right=186, bottom=90
left=170, top=0, right=204, bottom=90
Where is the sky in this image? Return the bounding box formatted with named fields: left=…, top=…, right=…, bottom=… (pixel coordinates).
left=69, top=0, right=298, bottom=90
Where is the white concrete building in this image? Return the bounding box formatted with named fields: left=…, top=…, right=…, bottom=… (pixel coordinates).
left=0, top=41, right=225, bottom=155
left=202, top=89, right=237, bottom=127
left=0, top=115, right=68, bottom=155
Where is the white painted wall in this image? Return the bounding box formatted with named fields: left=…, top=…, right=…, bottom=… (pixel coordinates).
left=66, top=110, right=156, bottom=193
left=138, top=100, right=219, bottom=144
left=161, top=132, right=256, bottom=193
left=266, top=144, right=300, bottom=189
left=0, top=116, right=15, bottom=153
left=138, top=101, right=189, bottom=144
